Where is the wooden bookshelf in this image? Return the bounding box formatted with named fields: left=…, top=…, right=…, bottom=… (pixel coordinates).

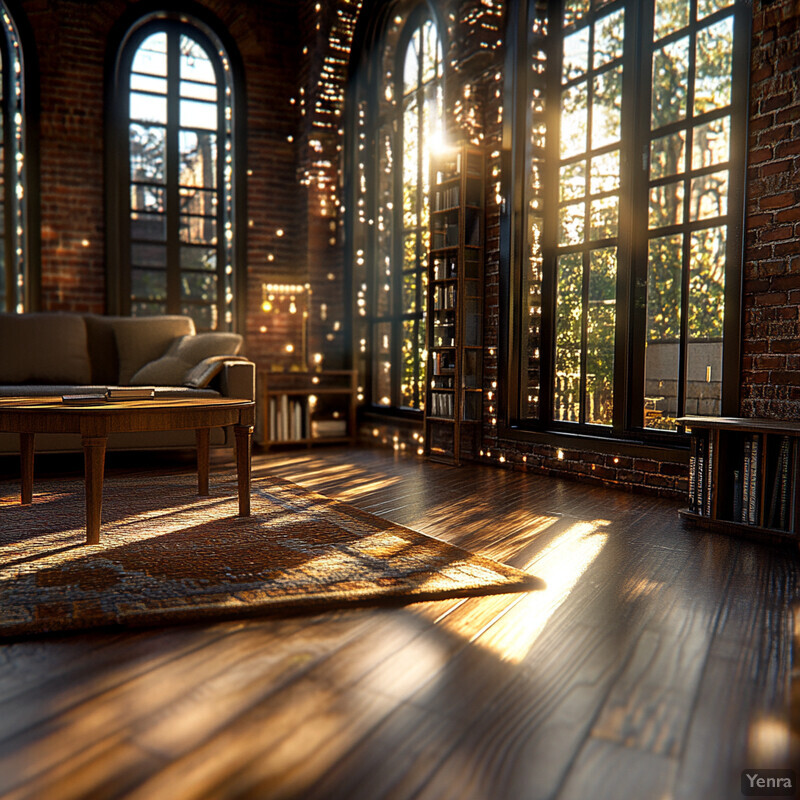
left=424, top=143, right=484, bottom=465
left=257, top=370, right=357, bottom=449
left=679, top=416, right=800, bottom=547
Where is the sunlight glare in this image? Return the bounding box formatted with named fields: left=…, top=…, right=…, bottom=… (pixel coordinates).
left=475, top=520, right=609, bottom=663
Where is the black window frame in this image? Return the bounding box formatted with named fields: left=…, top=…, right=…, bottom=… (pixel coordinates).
left=346, top=1, right=445, bottom=416
left=501, top=0, right=751, bottom=451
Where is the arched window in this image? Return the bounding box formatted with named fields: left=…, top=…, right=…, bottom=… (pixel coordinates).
left=0, top=3, right=26, bottom=312
left=350, top=6, right=444, bottom=412
left=109, top=12, right=240, bottom=331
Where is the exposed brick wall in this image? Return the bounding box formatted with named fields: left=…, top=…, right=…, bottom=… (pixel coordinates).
left=23, top=0, right=304, bottom=372
left=741, top=0, right=800, bottom=419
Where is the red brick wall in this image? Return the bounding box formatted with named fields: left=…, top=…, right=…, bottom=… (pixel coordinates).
left=23, top=0, right=304, bottom=370
left=741, top=0, right=800, bottom=419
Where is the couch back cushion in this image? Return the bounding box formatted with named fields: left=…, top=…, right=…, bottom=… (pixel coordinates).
left=84, top=315, right=196, bottom=384
left=0, top=313, right=91, bottom=384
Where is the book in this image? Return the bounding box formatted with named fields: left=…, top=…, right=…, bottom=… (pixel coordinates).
left=742, top=439, right=751, bottom=524
left=62, top=393, right=107, bottom=405
left=105, top=386, right=156, bottom=400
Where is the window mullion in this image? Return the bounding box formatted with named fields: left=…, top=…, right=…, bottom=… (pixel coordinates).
left=166, top=28, right=181, bottom=316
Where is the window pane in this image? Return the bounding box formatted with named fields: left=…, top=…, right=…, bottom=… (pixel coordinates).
left=649, top=179, right=685, bottom=229
left=131, top=268, right=166, bottom=300
left=564, top=0, right=590, bottom=28
left=690, top=170, right=728, bottom=221
left=653, top=0, right=689, bottom=40
left=181, top=303, right=216, bottom=332
left=181, top=270, right=217, bottom=303
left=698, top=0, right=733, bottom=19
left=403, top=275, right=417, bottom=315
left=592, top=65, right=622, bottom=149
left=180, top=246, right=217, bottom=270
left=561, top=82, right=588, bottom=158
left=402, top=100, right=419, bottom=225
left=374, top=322, right=392, bottom=405
left=560, top=160, right=586, bottom=202
left=180, top=36, right=215, bottom=84
left=130, top=184, right=165, bottom=213
left=421, top=20, right=439, bottom=84
left=589, top=150, right=619, bottom=195
left=554, top=252, right=583, bottom=422
left=130, top=124, right=166, bottom=183
left=131, top=242, right=166, bottom=268
left=686, top=226, right=726, bottom=417
left=180, top=80, right=217, bottom=103
left=180, top=214, right=217, bottom=244
left=645, top=233, right=683, bottom=430
left=132, top=300, right=167, bottom=317
left=651, top=36, right=689, bottom=129
left=590, top=194, right=618, bottom=240
left=593, top=8, right=624, bottom=70
left=562, top=26, right=589, bottom=82
left=131, top=212, right=166, bottom=242
left=694, top=18, right=733, bottom=115
left=130, top=92, right=166, bottom=124
left=132, top=33, right=167, bottom=77
left=180, top=98, right=217, bottom=130
left=131, top=74, right=166, bottom=95
left=376, top=255, right=392, bottom=317
left=692, top=116, right=730, bottom=169
left=179, top=187, right=217, bottom=217
left=560, top=201, right=585, bottom=245
left=403, top=30, right=420, bottom=94
left=650, top=130, right=686, bottom=180
left=401, top=317, right=420, bottom=408
left=179, top=131, right=218, bottom=188
left=586, top=247, right=616, bottom=425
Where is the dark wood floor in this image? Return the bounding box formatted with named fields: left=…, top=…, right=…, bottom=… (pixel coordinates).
left=1, top=445, right=797, bottom=799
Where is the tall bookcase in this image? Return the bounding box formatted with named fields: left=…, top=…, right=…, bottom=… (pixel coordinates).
left=679, top=416, right=800, bottom=547
left=424, top=144, right=484, bottom=465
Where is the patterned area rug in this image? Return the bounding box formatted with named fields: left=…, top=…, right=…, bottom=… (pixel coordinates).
left=0, top=471, right=542, bottom=638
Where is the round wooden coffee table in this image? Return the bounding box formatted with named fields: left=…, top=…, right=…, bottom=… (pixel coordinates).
left=0, top=396, right=255, bottom=544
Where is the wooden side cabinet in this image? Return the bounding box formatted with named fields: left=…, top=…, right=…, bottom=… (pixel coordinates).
left=424, top=143, right=485, bottom=465
left=679, top=415, right=800, bottom=547
left=256, top=370, right=357, bottom=449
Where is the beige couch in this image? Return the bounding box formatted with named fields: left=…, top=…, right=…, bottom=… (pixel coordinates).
left=0, top=312, right=255, bottom=454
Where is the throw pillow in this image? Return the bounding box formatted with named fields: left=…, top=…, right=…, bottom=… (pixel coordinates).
left=129, top=332, right=243, bottom=387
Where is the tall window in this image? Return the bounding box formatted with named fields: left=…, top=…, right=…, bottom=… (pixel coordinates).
left=515, top=0, right=748, bottom=436
left=0, top=3, right=26, bottom=312
left=112, top=15, right=237, bottom=331
left=351, top=7, right=443, bottom=411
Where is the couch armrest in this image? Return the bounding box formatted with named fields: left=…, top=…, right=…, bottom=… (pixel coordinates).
left=218, top=360, right=255, bottom=401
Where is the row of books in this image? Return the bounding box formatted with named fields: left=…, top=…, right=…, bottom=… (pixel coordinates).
left=268, top=395, right=310, bottom=442
left=688, top=429, right=713, bottom=516
left=429, top=392, right=454, bottom=418
left=268, top=396, right=348, bottom=443
left=433, top=185, right=460, bottom=210
left=433, top=284, right=457, bottom=310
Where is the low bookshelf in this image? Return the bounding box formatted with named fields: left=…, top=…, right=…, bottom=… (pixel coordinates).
left=257, top=370, right=357, bottom=450
left=679, top=416, right=800, bottom=547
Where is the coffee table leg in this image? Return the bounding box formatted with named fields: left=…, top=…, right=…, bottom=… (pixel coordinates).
left=83, top=436, right=107, bottom=545
left=20, top=432, right=34, bottom=505
left=196, top=427, right=210, bottom=496
left=234, top=424, right=253, bottom=516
